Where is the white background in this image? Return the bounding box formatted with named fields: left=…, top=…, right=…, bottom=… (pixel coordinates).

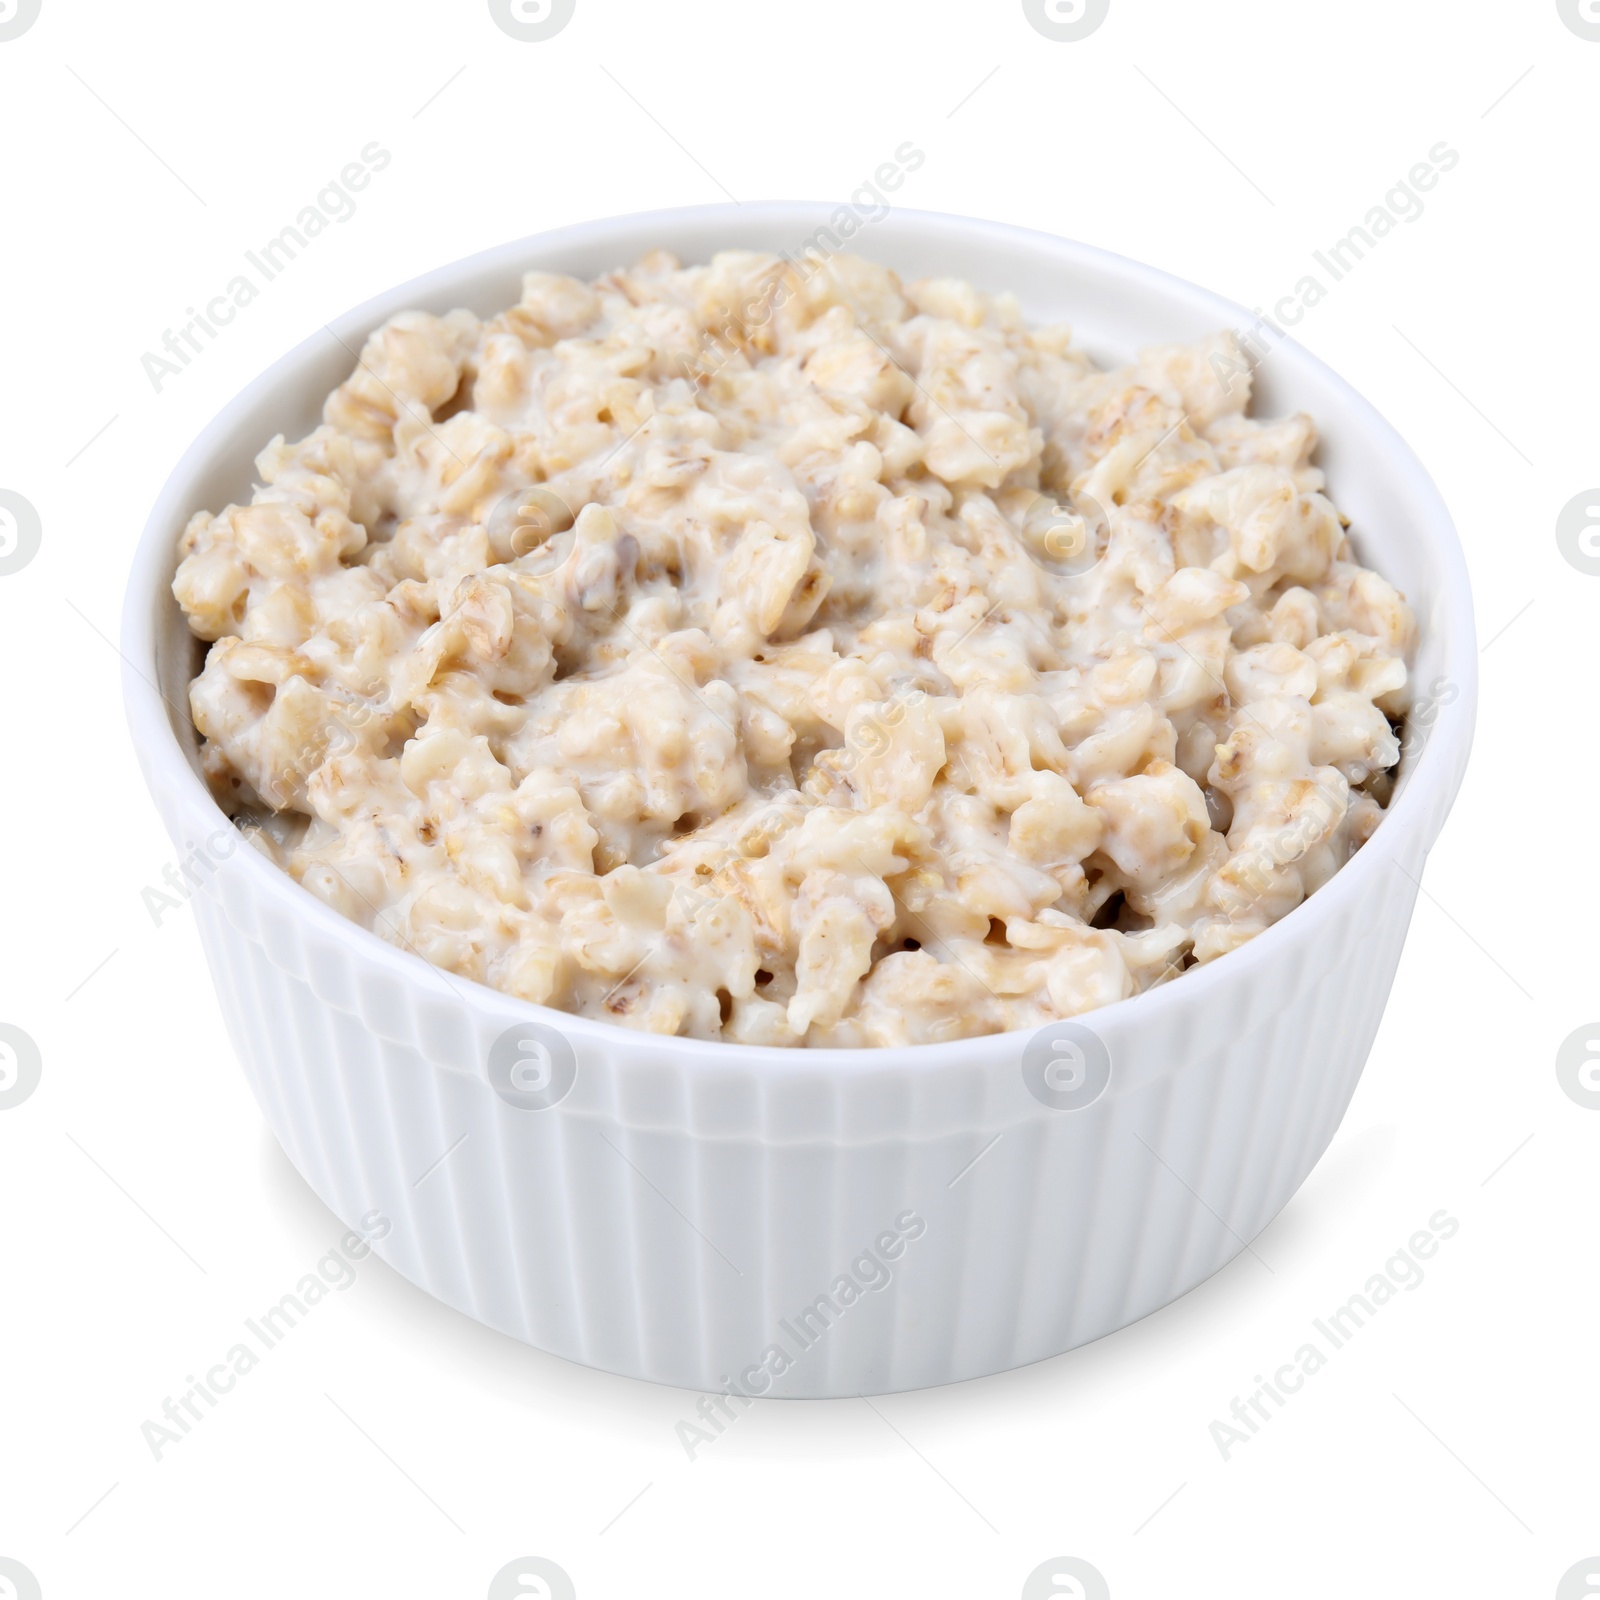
left=1, top=1, right=1595, bottom=1596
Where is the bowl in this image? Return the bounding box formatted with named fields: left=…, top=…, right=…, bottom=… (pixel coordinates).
left=122, top=203, right=1476, bottom=1397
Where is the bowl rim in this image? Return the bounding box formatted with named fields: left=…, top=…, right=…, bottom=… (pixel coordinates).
left=121, top=200, right=1478, bottom=1075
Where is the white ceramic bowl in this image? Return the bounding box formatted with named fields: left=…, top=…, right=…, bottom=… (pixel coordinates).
left=123, top=204, right=1476, bottom=1397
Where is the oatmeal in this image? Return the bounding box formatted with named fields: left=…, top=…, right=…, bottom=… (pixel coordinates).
left=173, top=248, right=1414, bottom=1046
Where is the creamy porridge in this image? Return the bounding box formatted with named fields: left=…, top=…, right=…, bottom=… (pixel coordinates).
left=173, top=248, right=1414, bottom=1046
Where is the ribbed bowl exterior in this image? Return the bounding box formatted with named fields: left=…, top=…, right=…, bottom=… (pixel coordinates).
left=124, top=205, right=1476, bottom=1397
left=162, top=782, right=1425, bottom=1395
